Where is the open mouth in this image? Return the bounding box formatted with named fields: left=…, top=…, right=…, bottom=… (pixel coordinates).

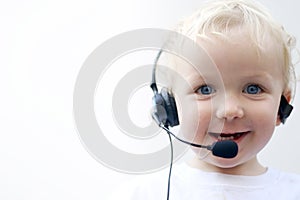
left=209, top=131, right=250, bottom=141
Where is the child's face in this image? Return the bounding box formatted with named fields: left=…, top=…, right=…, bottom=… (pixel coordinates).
left=173, top=32, right=285, bottom=174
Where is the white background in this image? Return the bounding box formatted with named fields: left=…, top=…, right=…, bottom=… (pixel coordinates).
left=1, top=0, right=300, bottom=199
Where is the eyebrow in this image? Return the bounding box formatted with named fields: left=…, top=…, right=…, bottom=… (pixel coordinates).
left=183, top=69, right=278, bottom=86
left=240, top=72, right=274, bottom=81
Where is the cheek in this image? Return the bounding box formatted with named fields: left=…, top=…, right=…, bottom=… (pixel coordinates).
left=178, top=98, right=212, bottom=141
left=245, top=101, right=279, bottom=147
left=249, top=101, right=279, bottom=126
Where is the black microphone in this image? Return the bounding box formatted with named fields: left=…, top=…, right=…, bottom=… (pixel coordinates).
left=210, top=140, right=238, bottom=158
left=159, top=125, right=239, bottom=159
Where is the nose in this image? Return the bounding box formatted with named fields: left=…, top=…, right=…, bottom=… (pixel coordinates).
left=215, top=94, right=244, bottom=121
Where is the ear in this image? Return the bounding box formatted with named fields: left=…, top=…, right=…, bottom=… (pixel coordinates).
left=276, top=91, right=292, bottom=126
left=283, top=90, right=292, bottom=103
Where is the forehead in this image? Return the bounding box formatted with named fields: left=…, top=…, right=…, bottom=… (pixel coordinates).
left=168, top=31, right=285, bottom=91
left=201, top=32, right=283, bottom=77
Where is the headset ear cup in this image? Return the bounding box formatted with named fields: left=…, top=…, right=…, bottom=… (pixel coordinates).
left=151, top=93, right=168, bottom=125
left=278, top=95, right=293, bottom=124
left=161, top=88, right=179, bottom=127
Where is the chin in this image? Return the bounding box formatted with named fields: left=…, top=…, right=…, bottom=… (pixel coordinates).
left=209, top=155, right=243, bottom=169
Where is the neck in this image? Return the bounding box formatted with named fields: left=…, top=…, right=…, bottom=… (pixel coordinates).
left=187, top=156, right=267, bottom=176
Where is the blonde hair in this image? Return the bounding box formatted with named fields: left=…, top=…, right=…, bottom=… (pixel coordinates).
left=174, top=0, right=297, bottom=95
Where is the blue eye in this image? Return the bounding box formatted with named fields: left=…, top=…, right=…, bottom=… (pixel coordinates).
left=196, top=85, right=215, bottom=95
left=244, top=84, right=262, bottom=94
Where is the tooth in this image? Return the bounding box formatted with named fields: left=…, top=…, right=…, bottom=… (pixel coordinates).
left=235, top=133, right=242, bottom=139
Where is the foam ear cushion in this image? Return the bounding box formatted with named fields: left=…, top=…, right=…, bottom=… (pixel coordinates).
left=152, top=93, right=168, bottom=125
left=161, top=88, right=179, bottom=127
left=278, top=95, right=293, bottom=124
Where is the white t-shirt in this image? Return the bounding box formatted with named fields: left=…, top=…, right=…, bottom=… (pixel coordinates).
left=108, top=163, right=300, bottom=200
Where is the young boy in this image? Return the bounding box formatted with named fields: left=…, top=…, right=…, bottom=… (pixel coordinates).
left=109, top=0, right=300, bottom=199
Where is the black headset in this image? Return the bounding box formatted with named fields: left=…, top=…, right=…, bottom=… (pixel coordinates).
left=150, top=50, right=293, bottom=126
left=279, top=95, right=294, bottom=124
left=150, top=50, right=179, bottom=128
